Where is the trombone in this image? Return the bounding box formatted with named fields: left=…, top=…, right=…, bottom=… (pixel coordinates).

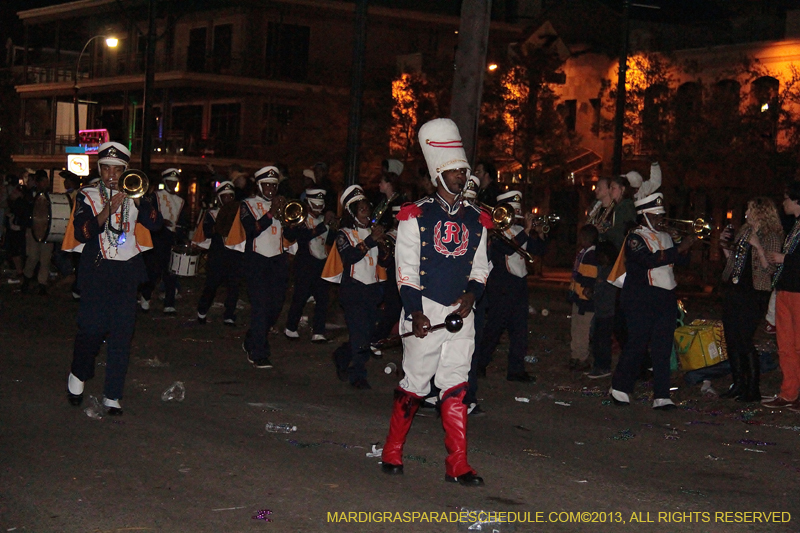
left=462, top=183, right=534, bottom=262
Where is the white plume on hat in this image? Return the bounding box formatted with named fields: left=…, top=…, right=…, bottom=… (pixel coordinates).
left=418, top=118, right=470, bottom=185
left=255, top=166, right=280, bottom=184
left=385, top=159, right=404, bottom=176
left=303, top=169, right=316, bottom=183
left=624, top=171, right=643, bottom=188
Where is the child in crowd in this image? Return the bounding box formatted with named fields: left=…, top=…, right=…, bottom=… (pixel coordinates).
left=586, top=241, right=619, bottom=378
left=568, top=225, right=599, bottom=371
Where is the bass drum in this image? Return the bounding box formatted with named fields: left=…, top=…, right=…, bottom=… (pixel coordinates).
left=31, top=193, right=73, bottom=243
left=169, top=245, right=201, bottom=277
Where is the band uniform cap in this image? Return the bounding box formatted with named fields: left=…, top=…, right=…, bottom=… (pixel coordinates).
left=341, top=184, right=366, bottom=209
left=497, top=190, right=522, bottom=204
left=302, top=169, right=316, bottom=183
left=255, top=166, right=280, bottom=184
left=305, top=188, right=326, bottom=200
left=385, top=159, right=404, bottom=176
left=161, top=168, right=180, bottom=181
left=215, top=180, right=235, bottom=195
left=418, top=118, right=470, bottom=185
left=625, top=170, right=643, bottom=188
left=97, top=142, right=131, bottom=167
left=635, top=192, right=665, bottom=214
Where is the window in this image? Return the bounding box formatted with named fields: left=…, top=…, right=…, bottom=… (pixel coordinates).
left=213, top=24, right=233, bottom=74
left=187, top=27, right=207, bottom=72
left=209, top=103, right=241, bottom=156
left=265, top=22, right=309, bottom=81
left=563, top=99, right=577, bottom=132
left=589, top=98, right=601, bottom=137
left=261, top=103, right=294, bottom=145
left=675, top=82, right=702, bottom=134
left=172, top=105, right=203, bottom=153
left=642, top=84, right=669, bottom=151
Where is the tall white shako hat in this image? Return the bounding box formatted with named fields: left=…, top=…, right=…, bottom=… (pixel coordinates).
left=97, top=142, right=130, bottom=171
left=305, top=188, right=326, bottom=210
left=255, top=166, right=280, bottom=184
left=161, top=168, right=180, bottom=182
left=635, top=192, right=665, bottom=215
left=418, top=118, right=470, bottom=186
left=497, top=190, right=523, bottom=214
left=215, top=180, right=235, bottom=197
left=303, top=169, right=316, bottom=183
left=340, top=184, right=366, bottom=213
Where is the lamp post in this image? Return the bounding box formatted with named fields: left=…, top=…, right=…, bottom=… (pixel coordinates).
left=73, top=35, right=117, bottom=146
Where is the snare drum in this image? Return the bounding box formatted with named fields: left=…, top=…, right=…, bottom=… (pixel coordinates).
left=31, top=193, right=73, bottom=243
left=169, top=245, right=201, bottom=277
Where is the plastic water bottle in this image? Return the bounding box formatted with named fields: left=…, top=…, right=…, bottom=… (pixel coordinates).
left=161, top=381, right=186, bottom=402
left=265, top=423, right=297, bottom=434
left=384, top=362, right=397, bottom=374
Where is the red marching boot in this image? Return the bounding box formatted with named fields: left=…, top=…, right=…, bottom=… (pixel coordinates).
left=440, top=383, right=484, bottom=486
left=380, top=388, right=423, bottom=474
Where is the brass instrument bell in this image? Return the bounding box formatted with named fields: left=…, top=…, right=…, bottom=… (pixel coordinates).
left=658, top=216, right=712, bottom=240
left=276, top=199, right=308, bottom=227
left=117, top=169, right=149, bottom=199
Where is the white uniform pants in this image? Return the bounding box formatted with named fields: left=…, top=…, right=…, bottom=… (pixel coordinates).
left=399, top=296, right=474, bottom=398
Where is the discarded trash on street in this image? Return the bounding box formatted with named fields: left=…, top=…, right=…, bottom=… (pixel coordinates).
left=84, top=395, right=104, bottom=420
left=554, top=401, right=571, bottom=407
left=366, top=444, right=383, bottom=458
left=611, top=429, right=635, bottom=441
left=265, top=423, right=297, bottom=434
left=457, top=507, right=516, bottom=532
left=515, top=397, right=530, bottom=403
left=252, top=509, right=272, bottom=521
left=161, top=381, right=186, bottom=402
left=524, top=355, right=539, bottom=363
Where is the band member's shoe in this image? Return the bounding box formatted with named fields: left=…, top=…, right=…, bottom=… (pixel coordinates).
left=445, top=471, right=484, bottom=486
left=765, top=323, right=777, bottom=334
left=652, top=398, right=676, bottom=410
left=761, top=396, right=799, bottom=409
left=103, top=398, right=123, bottom=416
left=163, top=307, right=177, bottom=315
left=139, top=296, right=150, bottom=312
left=251, top=357, right=273, bottom=369
left=197, top=312, right=207, bottom=325
left=370, top=344, right=383, bottom=359
left=223, top=318, right=236, bottom=327
left=381, top=388, right=423, bottom=475
left=311, top=334, right=329, bottom=343
left=284, top=328, right=300, bottom=340
left=610, top=388, right=630, bottom=406
left=67, top=373, right=84, bottom=406
left=507, top=371, right=536, bottom=383
left=467, top=403, right=486, bottom=417
left=441, top=383, right=482, bottom=486
left=332, top=343, right=349, bottom=382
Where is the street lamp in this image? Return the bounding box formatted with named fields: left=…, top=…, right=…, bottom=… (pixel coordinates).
left=74, top=35, right=117, bottom=146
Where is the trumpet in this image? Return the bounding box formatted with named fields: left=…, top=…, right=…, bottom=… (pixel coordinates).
left=531, top=213, right=560, bottom=234
left=275, top=198, right=308, bottom=227
left=657, top=216, right=712, bottom=240
left=117, top=169, right=149, bottom=199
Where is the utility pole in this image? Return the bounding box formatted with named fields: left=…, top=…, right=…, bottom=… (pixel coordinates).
left=141, top=0, right=156, bottom=174
left=343, top=0, right=368, bottom=187
left=611, top=0, right=630, bottom=177
left=450, top=0, right=492, bottom=164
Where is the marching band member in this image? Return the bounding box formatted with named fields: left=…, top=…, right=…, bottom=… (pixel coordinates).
left=283, top=188, right=336, bottom=343
left=608, top=192, right=695, bottom=410
left=228, top=166, right=288, bottom=369
left=369, top=162, right=405, bottom=355
left=140, top=168, right=187, bottom=314
left=380, top=118, right=490, bottom=486
left=63, top=142, right=162, bottom=415
left=324, top=185, right=390, bottom=389
left=194, top=181, right=243, bottom=326
left=476, top=190, right=546, bottom=382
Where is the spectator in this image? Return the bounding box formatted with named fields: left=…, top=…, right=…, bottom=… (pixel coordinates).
left=568, top=224, right=599, bottom=371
